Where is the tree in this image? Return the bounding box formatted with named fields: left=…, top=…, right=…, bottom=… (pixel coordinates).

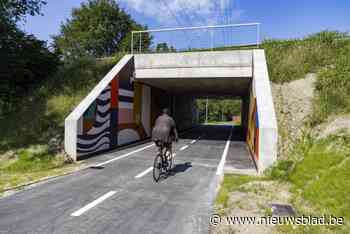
left=53, top=0, right=152, bottom=58
left=156, top=43, right=176, bottom=53
left=0, top=0, right=46, bottom=22
left=196, top=98, right=241, bottom=123
left=0, top=0, right=59, bottom=114
left=156, top=43, right=169, bottom=52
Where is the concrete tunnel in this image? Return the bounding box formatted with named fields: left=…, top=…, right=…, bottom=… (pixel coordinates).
left=64, top=50, right=278, bottom=173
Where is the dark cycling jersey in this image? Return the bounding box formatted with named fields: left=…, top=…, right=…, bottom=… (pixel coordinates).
left=152, top=113, right=178, bottom=144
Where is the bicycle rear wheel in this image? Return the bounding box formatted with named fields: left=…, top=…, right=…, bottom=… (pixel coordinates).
left=153, top=153, right=162, bottom=182
left=165, top=148, right=173, bottom=172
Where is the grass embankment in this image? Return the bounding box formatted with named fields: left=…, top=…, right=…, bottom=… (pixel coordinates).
left=271, top=134, right=350, bottom=233
left=0, top=55, right=123, bottom=192
left=263, top=31, right=350, bottom=123
left=216, top=134, right=350, bottom=233
left=215, top=32, right=350, bottom=233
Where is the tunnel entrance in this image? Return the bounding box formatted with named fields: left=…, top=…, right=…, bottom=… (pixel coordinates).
left=134, top=51, right=253, bottom=144
left=65, top=49, right=277, bottom=173
left=194, top=97, right=243, bottom=141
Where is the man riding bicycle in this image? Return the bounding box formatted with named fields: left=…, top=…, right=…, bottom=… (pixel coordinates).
left=151, top=108, right=178, bottom=181
left=152, top=108, right=178, bottom=148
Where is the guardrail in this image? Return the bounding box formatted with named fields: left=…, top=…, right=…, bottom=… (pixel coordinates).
left=131, top=22, right=261, bottom=54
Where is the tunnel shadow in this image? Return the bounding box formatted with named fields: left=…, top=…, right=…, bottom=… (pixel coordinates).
left=179, top=124, right=244, bottom=142
left=168, top=162, right=193, bottom=177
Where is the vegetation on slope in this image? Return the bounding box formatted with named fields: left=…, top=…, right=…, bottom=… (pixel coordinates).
left=0, top=56, right=120, bottom=192
left=263, top=31, right=350, bottom=123
left=215, top=31, right=350, bottom=233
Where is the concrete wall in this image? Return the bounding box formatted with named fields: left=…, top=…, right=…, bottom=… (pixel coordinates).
left=65, top=55, right=133, bottom=160
left=246, top=50, right=278, bottom=173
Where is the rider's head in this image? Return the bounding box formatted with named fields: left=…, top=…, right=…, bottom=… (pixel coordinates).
left=162, top=108, right=170, bottom=115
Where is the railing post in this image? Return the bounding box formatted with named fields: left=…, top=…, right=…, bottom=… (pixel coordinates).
left=257, top=24, right=260, bottom=49
left=131, top=31, right=134, bottom=54
left=139, top=32, right=142, bottom=53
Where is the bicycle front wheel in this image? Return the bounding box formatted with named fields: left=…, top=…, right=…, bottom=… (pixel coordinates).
left=153, top=153, right=162, bottom=182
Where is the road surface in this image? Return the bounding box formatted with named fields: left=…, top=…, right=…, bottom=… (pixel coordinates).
left=0, top=125, right=250, bottom=234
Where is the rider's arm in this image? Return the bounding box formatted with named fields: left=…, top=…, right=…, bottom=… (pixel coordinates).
left=171, top=118, right=178, bottom=142
left=174, top=126, right=178, bottom=142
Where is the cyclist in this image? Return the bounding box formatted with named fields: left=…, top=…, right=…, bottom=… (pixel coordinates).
left=152, top=108, right=178, bottom=150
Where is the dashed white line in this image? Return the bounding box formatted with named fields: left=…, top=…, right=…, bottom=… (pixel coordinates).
left=180, top=145, right=189, bottom=151
left=135, top=167, right=153, bottom=178
left=216, top=127, right=233, bottom=176
left=71, top=191, right=116, bottom=217
left=94, top=143, right=155, bottom=167
left=190, top=140, right=196, bottom=144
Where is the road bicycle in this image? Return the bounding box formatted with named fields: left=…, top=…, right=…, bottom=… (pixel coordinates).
left=153, top=141, right=173, bottom=182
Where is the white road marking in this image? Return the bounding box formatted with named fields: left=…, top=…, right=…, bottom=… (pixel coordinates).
left=180, top=145, right=189, bottom=151
left=94, top=143, right=155, bottom=167
left=71, top=191, right=116, bottom=217
left=135, top=153, right=177, bottom=179
left=135, top=167, right=153, bottom=178
left=190, top=135, right=202, bottom=144
left=216, top=127, right=233, bottom=175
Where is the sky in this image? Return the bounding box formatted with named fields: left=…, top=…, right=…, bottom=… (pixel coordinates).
left=21, top=0, right=350, bottom=50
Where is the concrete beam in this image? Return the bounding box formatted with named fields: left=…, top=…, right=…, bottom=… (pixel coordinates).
left=135, top=67, right=252, bottom=79
left=135, top=50, right=252, bottom=69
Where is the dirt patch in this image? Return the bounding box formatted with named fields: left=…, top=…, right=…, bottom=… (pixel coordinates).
left=271, top=74, right=316, bottom=158
left=211, top=181, right=292, bottom=234
left=314, top=114, right=350, bottom=138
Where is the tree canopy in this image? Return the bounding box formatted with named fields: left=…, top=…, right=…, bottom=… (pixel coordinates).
left=156, top=43, right=176, bottom=53
left=0, top=0, right=46, bottom=23
left=53, top=0, right=152, bottom=58
left=0, top=0, right=59, bottom=114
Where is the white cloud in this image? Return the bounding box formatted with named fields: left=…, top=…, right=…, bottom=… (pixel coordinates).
left=119, top=0, right=242, bottom=25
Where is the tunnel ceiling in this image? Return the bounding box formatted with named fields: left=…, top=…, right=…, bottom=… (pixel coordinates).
left=135, top=77, right=251, bottom=96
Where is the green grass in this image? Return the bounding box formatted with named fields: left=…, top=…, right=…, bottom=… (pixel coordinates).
left=311, top=43, right=350, bottom=124
left=262, top=31, right=350, bottom=123
left=270, top=134, right=350, bottom=233
left=290, top=135, right=350, bottom=218
left=0, top=145, right=76, bottom=192
left=262, top=31, right=349, bottom=83
left=216, top=174, right=262, bottom=209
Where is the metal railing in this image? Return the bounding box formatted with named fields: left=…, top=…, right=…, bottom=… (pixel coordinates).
left=131, top=22, right=261, bottom=54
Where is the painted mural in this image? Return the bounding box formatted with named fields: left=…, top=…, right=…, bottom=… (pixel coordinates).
left=246, top=97, right=259, bottom=161
left=76, top=75, right=151, bottom=156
